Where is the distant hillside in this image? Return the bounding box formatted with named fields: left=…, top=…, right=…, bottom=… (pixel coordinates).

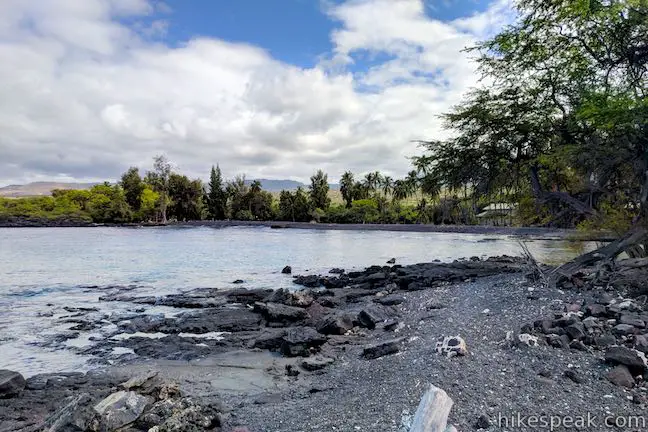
left=243, top=179, right=340, bottom=192
left=0, top=182, right=98, bottom=197
left=244, top=179, right=305, bottom=192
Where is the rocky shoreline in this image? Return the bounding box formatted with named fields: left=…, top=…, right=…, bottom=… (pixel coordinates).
left=3, top=256, right=647, bottom=431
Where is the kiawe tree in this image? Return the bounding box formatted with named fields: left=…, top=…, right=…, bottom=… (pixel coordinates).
left=145, top=155, right=172, bottom=224
left=120, top=167, right=144, bottom=212
left=417, top=0, right=648, bottom=265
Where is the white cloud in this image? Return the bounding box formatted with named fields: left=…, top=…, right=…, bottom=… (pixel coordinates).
left=0, top=0, right=514, bottom=185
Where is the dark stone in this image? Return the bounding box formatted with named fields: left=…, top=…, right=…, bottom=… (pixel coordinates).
left=361, top=338, right=405, bottom=360
left=565, top=323, right=586, bottom=341
left=367, top=272, right=387, bottom=282
left=546, top=334, right=570, bottom=349
left=316, top=313, right=356, bottom=335
left=605, top=346, right=647, bottom=371
left=0, top=370, right=26, bottom=398
left=226, top=288, right=273, bottom=305
left=279, top=327, right=327, bottom=357
left=553, top=315, right=580, bottom=327
left=357, top=304, right=397, bottom=330
left=569, top=340, right=589, bottom=351
left=386, top=258, right=396, bottom=264
left=281, top=266, right=292, bottom=274
left=374, top=294, right=405, bottom=306
left=253, top=302, right=310, bottom=324
left=595, top=335, right=618, bottom=348
left=620, top=314, right=646, bottom=328
left=251, top=329, right=287, bottom=350
left=329, top=268, right=345, bottom=274
left=405, top=281, right=426, bottom=291
left=607, top=365, right=635, bottom=388
left=301, top=356, right=334, bottom=371
left=613, top=324, right=636, bottom=335
left=293, top=275, right=320, bottom=288
left=586, top=304, right=608, bottom=317
left=563, top=370, right=585, bottom=384
left=175, top=308, right=262, bottom=333
left=285, top=365, right=300, bottom=377
left=475, top=414, right=491, bottom=429
left=232, top=279, right=245, bottom=284
left=635, top=334, right=648, bottom=353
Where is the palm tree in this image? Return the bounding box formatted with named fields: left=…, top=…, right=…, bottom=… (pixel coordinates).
left=340, top=171, right=355, bottom=208
left=392, top=179, right=410, bottom=202
left=381, top=176, right=394, bottom=197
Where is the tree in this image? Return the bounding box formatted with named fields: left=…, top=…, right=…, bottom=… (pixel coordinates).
left=207, top=165, right=227, bottom=220
left=340, top=171, right=355, bottom=208
left=120, top=167, right=144, bottom=211
left=279, top=187, right=311, bottom=222
left=168, top=173, right=205, bottom=221
left=309, top=170, right=331, bottom=211
left=226, top=175, right=249, bottom=220
left=416, top=0, right=648, bottom=262
left=146, top=155, right=172, bottom=224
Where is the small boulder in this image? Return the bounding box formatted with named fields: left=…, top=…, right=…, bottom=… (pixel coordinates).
left=253, top=302, right=310, bottom=324
left=607, top=365, right=635, bottom=388
left=374, top=294, right=405, bottom=306
left=94, top=390, right=153, bottom=430
left=357, top=304, right=397, bottom=330
left=386, top=258, right=396, bottom=264
left=565, top=323, right=586, bottom=341
left=316, top=313, right=355, bottom=335
left=281, top=266, right=292, bottom=274
left=563, top=369, right=585, bottom=384
left=586, top=303, right=608, bottom=317
left=362, top=338, right=405, bottom=360
left=634, top=334, right=648, bottom=353
left=605, top=346, right=648, bottom=371
left=613, top=324, right=636, bottom=336
left=475, top=414, right=491, bottom=429
left=301, top=356, right=334, bottom=371
left=279, top=327, right=327, bottom=357
left=0, top=370, right=26, bottom=398
left=620, top=314, right=646, bottom=328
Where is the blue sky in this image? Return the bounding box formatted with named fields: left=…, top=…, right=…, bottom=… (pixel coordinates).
left=151, top=0, right=495, bottom=67
left=0, top=0, right=513, bottom=185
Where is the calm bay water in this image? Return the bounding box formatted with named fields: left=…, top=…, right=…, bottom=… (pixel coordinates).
left=0, top=226, right=594, bottom=376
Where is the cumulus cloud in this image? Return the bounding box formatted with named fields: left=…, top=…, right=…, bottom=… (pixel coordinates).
left=0, top=0, right=514, bottom=185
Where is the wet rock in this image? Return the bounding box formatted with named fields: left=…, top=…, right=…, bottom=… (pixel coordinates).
left=358, top=304, right=397, bottom=330
left=281, top=266, right=292, bottom=274
left=94, top=390, right=153, bottom=430
left=43, top=393, right=98, bottom=431
left=176, top=308, right=262, bottom=333
left=316, top=313, right=355, bottom=335
left=435, top=336, right=468, bottom=358
left=279, top=327, right=327, bottom=357
left=301, top=356, right=334, bottom=371
left=607, top=365, right=635, bottom=388
left=374, top=294, right=405, bottom=306
left=362, top=337, right=405, bottom=360
left=605, top=346, right=647, bottom=371
left=293, top=275, right=320, bottom=288
left=367, top=272, right=387, bottom=282
left=254, top=302, right=310, bottom=324
left=0, top=370, right=26, bottom=398
left=386, top=258, right=396, bottom=264
left=232, top=279, right=245, bottom=284
left=329, top=268, right=345, bottom=274
left=226, top=288, right=273, bottom=305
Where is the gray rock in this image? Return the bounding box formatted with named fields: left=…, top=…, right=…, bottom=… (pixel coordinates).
left=279, top=327, right=327, bottom=357
left=546, top=334, right=570, bottom=349
left=613, top=323, right=636, bottom=335
left=94, top=390, right=153, bottom=430
left=586, top=304, right=608, bottom=317
left=301, top=356, right=334, bottom=371
left=475, top=414, right=491, bottom=429
left=386, top=258, right=396, bottom=264
left=374, top=294, right=405, bottom=306
left=358, top=304, right=397, bottom=330
left=605, top=346, right=647, bottom=371
left=281, top=266, right=292, bottom=274
left=563, top=369, right=585, bottom=384
left=607, top=365, right=635, bottom=388
left=595, top=335, right=617, bottom=348
left=316, top=313, right=355, bottom=335
left=0, top=370, right=26, bottom=398
left=565, top=323, right=585, bottom=340
left=254, top=302, right=310, bottom=323
left=635, top=334, right=648, bottom=353
left=620, top=314, right=646, bottom=328
left=44, top=393, right=98, bottom=432
left=362, top=338, right=405, bottom=360
left=367, top=272, right=387, bottom=282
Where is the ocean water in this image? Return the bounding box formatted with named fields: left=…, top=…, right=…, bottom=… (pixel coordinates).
left=0, top=226, right=595, bottom=376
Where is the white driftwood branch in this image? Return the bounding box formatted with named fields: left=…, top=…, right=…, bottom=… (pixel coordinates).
left=409, top=384, right=454, bottom=432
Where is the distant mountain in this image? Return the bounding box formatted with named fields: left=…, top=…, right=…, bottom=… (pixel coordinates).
left=0, top=182, right=98, bottom=197
left=243, top=179, right=305, bottom=192
left=242, top=179, right=340, bottom=192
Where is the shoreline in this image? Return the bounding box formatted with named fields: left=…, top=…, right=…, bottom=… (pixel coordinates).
left=2, top=257, right=647, bottom=431
left=0, top=217, right=615, bottom=240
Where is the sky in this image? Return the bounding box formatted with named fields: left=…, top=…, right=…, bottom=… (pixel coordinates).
left=0, top=0, right=516, bottom=186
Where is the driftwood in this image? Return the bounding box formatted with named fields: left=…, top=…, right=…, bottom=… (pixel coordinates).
left=549, top=226, right=648, bottom=286
left=409, top=384, right=455, bottom=432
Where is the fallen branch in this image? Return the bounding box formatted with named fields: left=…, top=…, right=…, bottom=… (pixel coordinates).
left=410, top=384, right=455, bottom=432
